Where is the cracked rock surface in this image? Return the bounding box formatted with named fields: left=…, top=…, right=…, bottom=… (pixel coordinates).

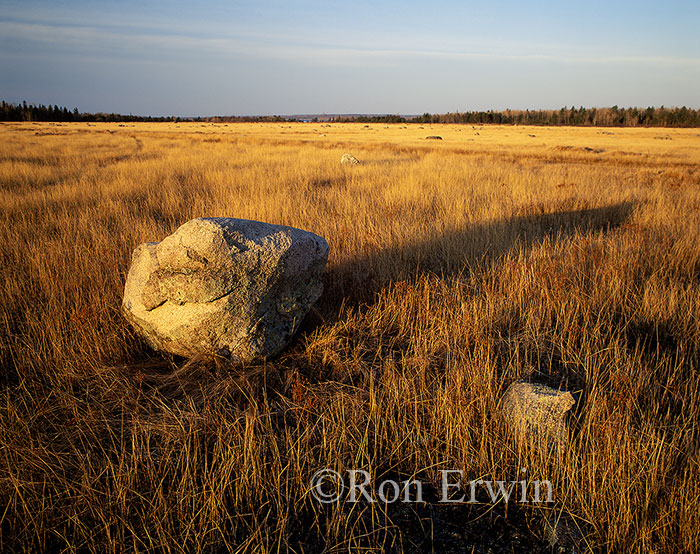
left=122, top=217, right=329, bottom=362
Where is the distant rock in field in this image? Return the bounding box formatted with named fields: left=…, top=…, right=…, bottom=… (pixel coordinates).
left=340, top=153, right=360, bottom=165
left=425, top=135, right=443, bottom=140
left=501, top=381, right=575, bottom=448
left=123, top=218, right=329, bottom=363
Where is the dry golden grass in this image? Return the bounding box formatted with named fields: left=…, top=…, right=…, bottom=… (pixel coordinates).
left=1, top=121, right=700, bottom=553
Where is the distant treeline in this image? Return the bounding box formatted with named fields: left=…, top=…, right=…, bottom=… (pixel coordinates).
left=2, top=100, right=699, bottom=127
left=347, top=106, right=700, bottom=127
left=204, top=115, right=289, bottom=123
left=0, top=101, right=292, bottom=123
left=0, top=101, right=176, bottom=122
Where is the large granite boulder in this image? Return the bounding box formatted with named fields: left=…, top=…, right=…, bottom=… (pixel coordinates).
left=123, top=218, right=329, bottom=362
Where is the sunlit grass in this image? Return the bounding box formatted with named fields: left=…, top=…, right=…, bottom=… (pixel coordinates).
left=1, top=121, right=699, bottom=552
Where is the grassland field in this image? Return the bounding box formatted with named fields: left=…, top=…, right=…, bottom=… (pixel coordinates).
left=1, top=121, right=700, bottom=553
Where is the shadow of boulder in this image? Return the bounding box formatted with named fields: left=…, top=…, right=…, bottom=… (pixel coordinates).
left=318, top=201, right=634, bottom=314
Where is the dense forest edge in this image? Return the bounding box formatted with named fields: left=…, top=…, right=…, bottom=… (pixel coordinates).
left=2, top=100, right=700, bottom=127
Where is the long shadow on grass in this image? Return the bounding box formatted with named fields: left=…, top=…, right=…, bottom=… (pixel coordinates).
left=315, top=201, right=634, bottom=317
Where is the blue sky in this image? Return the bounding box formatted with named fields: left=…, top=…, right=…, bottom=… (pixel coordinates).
left=1, top=0, right=698, bottom=116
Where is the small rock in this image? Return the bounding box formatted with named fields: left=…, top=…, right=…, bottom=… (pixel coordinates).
left=425, top=135, right=443, bottom=140
left=340, top=153, right=360, bottom=165
left=123, top=218, right=329, bottom=363
left=501, top=381, right=575, bottom=448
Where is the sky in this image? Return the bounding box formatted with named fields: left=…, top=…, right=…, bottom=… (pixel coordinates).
left=1, top=0, right=699, bottom=116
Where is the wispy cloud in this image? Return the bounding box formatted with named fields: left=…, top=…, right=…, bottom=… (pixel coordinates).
left=3, top=19, right=699, bottom=70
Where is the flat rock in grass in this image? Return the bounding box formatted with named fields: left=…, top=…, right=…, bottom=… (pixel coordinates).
left=123, top=217, right=329, bottom=363
left=340, top=153, right=360, bottom=165
left=501, top=381, right=575, bottom=448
